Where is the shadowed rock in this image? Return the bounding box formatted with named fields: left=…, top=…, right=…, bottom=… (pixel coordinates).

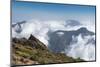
left=48, top=27, right=94, bottom=53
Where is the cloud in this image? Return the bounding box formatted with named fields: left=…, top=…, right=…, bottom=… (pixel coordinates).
left=56, top=32, right=64, bottom=36
left=12, top=19, right=95, bottom=61
left=65, top=34, right=95, bottom=61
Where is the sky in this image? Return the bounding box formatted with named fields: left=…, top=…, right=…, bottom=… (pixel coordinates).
left=12, top=0, right=96, bottom=61
left=12, top=0, right=96, bottom=23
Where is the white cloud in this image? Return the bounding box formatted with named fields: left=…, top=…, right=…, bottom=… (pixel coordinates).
left=12, top=19, right=95, bottom=61
left=65, top=34, right=95, bottom=61
left=56, top=32, right=64, bottom=36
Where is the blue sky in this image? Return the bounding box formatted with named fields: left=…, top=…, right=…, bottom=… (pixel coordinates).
left=12, top=0, right=96, bottom=23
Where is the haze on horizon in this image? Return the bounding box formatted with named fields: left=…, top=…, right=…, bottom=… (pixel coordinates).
left=12, top=0, right=95, bottom=24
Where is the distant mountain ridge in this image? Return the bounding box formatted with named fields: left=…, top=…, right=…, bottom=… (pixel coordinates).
left=65, top=20, right=82, bottom=27
left=48, top=27, right=95, bottom=53
left=12, top=20, right=82, bottom=34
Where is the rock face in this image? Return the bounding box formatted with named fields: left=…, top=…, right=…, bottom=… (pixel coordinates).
left=11, top=34, right=84, bottom=66
left=48, top=27, right=94, bottom=53
left=28, top=34, right=47, bottom=50
left=12, top=21, right=26, bottom=33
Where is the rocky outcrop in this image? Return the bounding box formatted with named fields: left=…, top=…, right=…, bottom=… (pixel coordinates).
left=11, top=34, right=84, bottom=66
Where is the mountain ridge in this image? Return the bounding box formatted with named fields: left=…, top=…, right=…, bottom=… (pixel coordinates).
left=48, top=27, right=95, bottom=53
left=12, top=34, right=84, bottom=66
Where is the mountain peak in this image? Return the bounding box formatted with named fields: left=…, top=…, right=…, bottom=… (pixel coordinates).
left=28, top=34, right=48, bottom=50
left=77, top=27, right=94, bottom=36
left=28, top=34, right=37, bottom=41
left=78, top=27, right=87, bottom=32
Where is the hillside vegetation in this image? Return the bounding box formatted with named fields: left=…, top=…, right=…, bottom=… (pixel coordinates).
left=11, top=34, right=84, bottom=66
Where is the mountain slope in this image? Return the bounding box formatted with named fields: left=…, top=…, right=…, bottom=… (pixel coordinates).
left=11, top=34, right=84, bottom=66
left=48, top=27, right=95, bottom=53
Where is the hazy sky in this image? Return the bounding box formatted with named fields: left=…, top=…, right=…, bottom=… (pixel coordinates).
left=12, top=0, right=96, bottom=23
